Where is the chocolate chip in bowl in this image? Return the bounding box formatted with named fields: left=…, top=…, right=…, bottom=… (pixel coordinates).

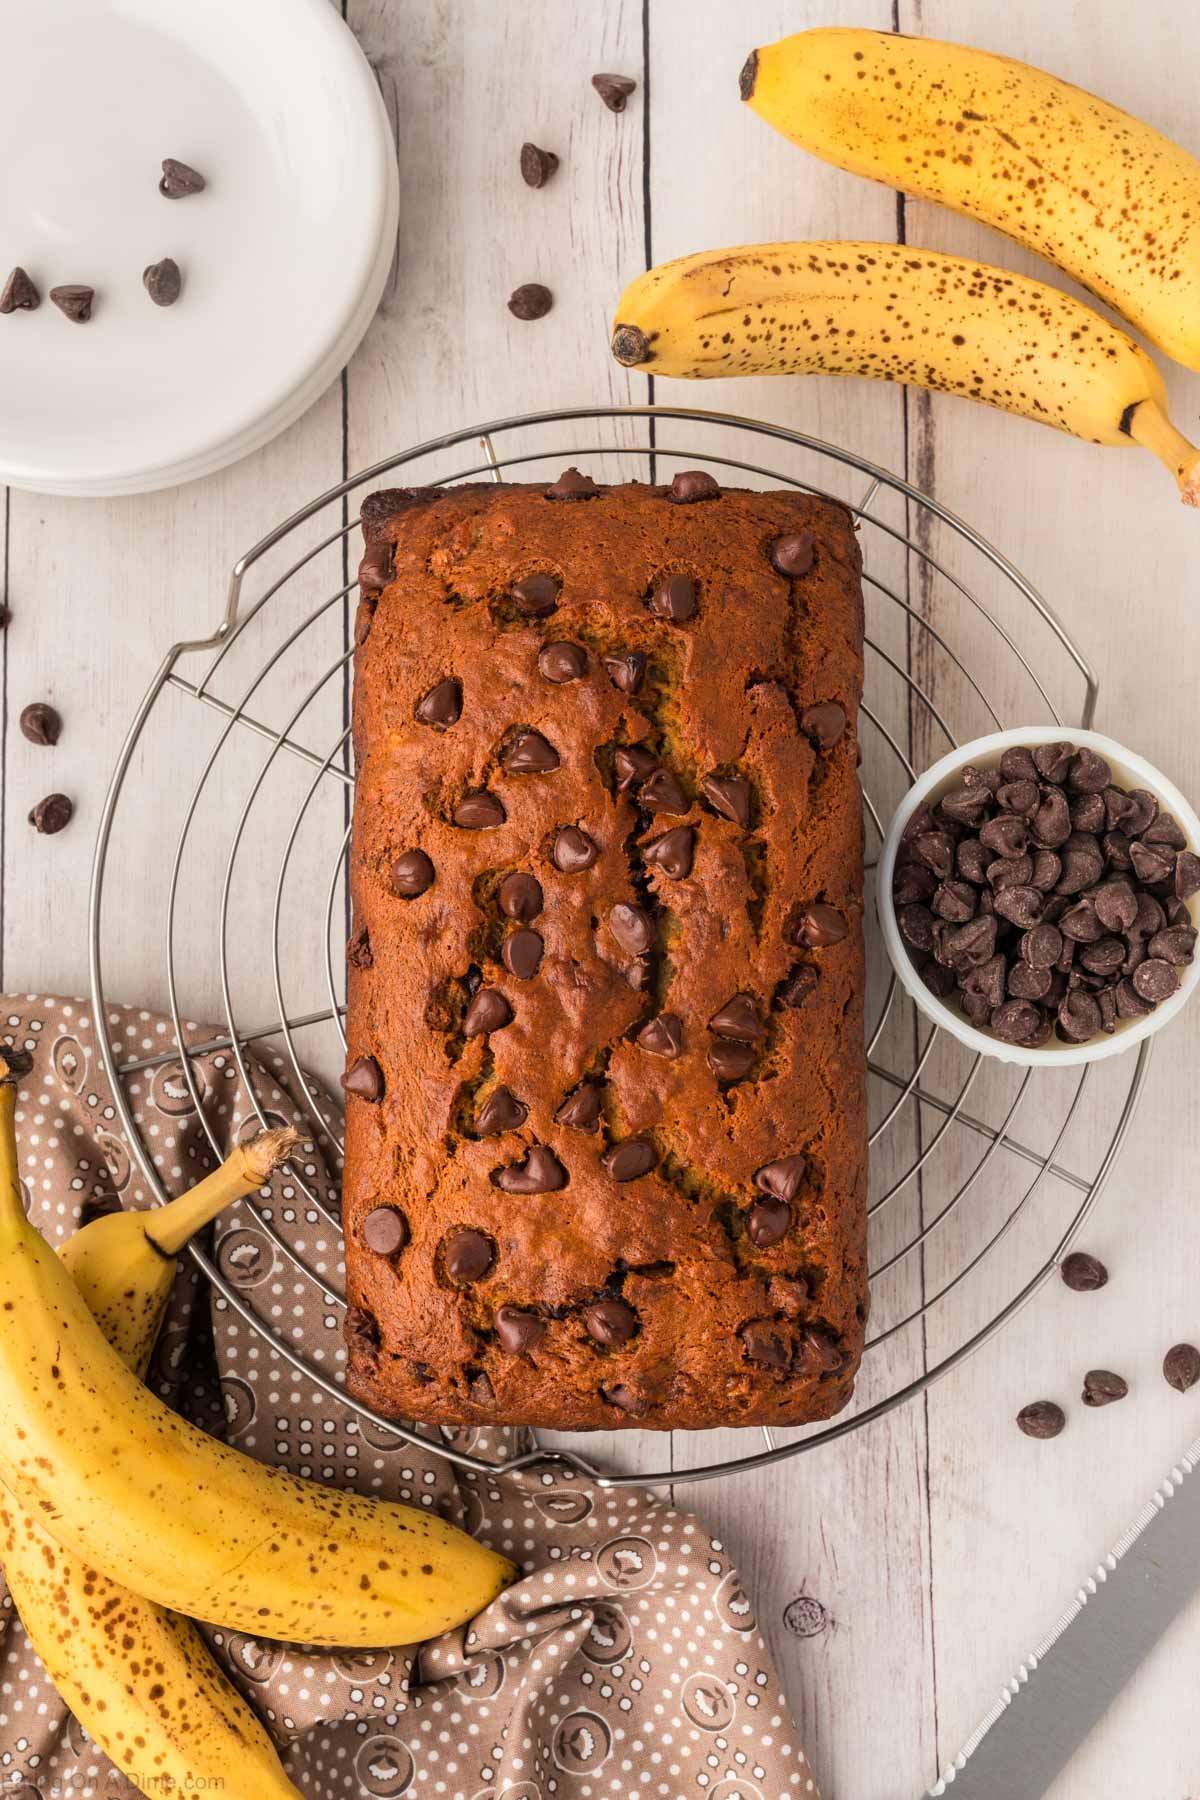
left=880, top=728, right=1200, bottom=1064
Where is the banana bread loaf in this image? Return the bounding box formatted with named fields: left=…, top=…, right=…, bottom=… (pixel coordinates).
left=342, top=469, right=867, bottom=1430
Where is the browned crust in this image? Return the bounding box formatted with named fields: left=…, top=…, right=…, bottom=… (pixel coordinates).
left=344, top=478, right=867, bottom=1430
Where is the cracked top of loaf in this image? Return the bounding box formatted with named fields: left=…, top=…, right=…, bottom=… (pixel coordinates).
left=342, top=470, right=868, bottom=1431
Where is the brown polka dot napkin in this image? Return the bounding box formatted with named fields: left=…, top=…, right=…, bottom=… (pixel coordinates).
left=0, top=997, right=816, bottom=1799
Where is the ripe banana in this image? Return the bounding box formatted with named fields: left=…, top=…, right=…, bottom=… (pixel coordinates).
left=740, top=27, right=1200, bottom=370
left=0, top=1054, right=515, bottom=1645
left=4, top=1128, right=305, bottom=1798
left=611, top=242, right=1200, bottom=505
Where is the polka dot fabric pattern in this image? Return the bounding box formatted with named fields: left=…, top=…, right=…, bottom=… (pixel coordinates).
left=345, top=478, right=868, bottom=1431
left=0, top=996, right=819, bottom=1799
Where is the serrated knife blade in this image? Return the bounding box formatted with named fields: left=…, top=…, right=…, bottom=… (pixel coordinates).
left=926, top=1430, right=1200, bottom=1799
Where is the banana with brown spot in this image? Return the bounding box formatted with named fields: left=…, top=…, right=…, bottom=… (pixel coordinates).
left=611, top=242, right=1200, bottom=505
left=0, top=1056, right=515, bottom=1645
left=740, top=27, right=1200, bottom=370
left=3, top=1129, right=306, bottom=1797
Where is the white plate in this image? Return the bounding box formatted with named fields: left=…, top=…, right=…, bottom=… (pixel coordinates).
left=0, top=0, right=398, bottom=496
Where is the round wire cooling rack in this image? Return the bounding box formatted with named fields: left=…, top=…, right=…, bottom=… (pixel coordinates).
left=88, top=404, right=1152, bottom=1489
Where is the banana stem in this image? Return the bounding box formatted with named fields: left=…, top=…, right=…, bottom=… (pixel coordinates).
left=1126, top=399, right=1200, bottom=507
left=144, top=1126, right=301, bottom=1257
left=0, top=1050, right=35, bottom=1248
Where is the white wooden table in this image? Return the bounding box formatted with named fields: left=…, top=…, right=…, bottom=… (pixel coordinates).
left=5, top=3, right=1200, bottom=1795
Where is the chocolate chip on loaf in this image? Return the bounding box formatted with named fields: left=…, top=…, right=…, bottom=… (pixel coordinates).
left=475, top=1085, right=528, bottom=1136
left=538, top=641, right=588, bottom=682
left=511, top=573, right=559, bottom=616
left=648, top=574, right=698, bottom=622
left=442, top=1228, right=496, bottom=1284
left=554, top=1082, right=603, bottom=1132
left=501, top=928, right=544, bottom=980
left=415, top=677, right=462, bottom=728
left=636, top=1012, right=684, bottom=1058
left=362, top=1206, right=409, bottom=1255
left=389, top=850, right=435, bottom=897
left=770, top=531, right=815, bottom=577
left=498, top=872, right=543, bottom=920
left=553, top=825, right=599, bottom=872
left=454, top=789, right=506, bottom=830
left=496, top=1306, right=546, bottom=1352
left=546, top=467, right=598, bottom=500
left=602, top=649, right=646, bottom=694
left=584, top=1297, right=638, bottom=1345
left=462, top=989, right=513, bottom=1036
left=701, top=773, right=751, bottom=827
left=643, top=826, right=695, bottom=879
left=494, top=1145, right=567, bottom=1193
left=342, top=1055, right=384, bottom=1102
left=602, top=1138, right=658, bottom=1182
left=667, top=470, right=721, bottom=503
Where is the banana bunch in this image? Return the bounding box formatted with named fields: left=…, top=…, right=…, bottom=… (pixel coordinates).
left=0, top=1052, right=513, bottom=1648
left=4, top=1126, right=306, bottom=1798
left=612, top=243, right=1200, bottom=504
left=741, top=27, right=1200, bottom=370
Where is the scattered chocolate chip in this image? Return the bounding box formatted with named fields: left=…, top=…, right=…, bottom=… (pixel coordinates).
left=415, top=676, right=462, bottom=728
left=511, top=572, right=559, bottom=616
left=362, top=1205, right=409, bottom=1255
left=496, top=1306, right=546, bottom=1353
left=1061, top=1251, right=1108, bottom=1291
left=495, top=1144, right=567, bottom=1193
left=143, top=257, right=182, bottom=306
left=342, top=1055, right=383, bottom=1102
left=49, top=285, right=94, bottom=323
left=636, top=1012, right=683, bottom=1058
left=1163, top=1343, right=1200, bottom=1393
left=591, top=72, right=637, bottom=111
left=638, top=769, right=688, bottom=815
left=546, top=466, right=597, bottom=500
left=614, top=745, right=658, bottom=792
left=778, top=964, right=819, bottom=1008
left=701, top=773, right=751, bottom=827
left=463, top=989, right=513, bottom=1036
left=443, top=1228, right=495, bottom=1284
left=754, top=1154, right=806, bottom=1204
left=709, top=993, right=763, bottom=1041
left=499, top=872, right=543, bottom=921
left=643, top=825, right=695, bottom=880
left=389, top=849, right=435, bottom=898
left=519, top=142, right=559, bottom=188
left=1016, top=1400, right=1066, bottom=1439
left=797, top=903, right=847, bottom=948
left=769, top=531, right=814, bottom=577
left=747, top=1196, right=791, bottom=1247
left=553, top=825, right=599, bottom=872
left=503, top=729, right=560, bottom=774
left=1082, top=1368, right=1128, bottom=1407
left=347, top=924, right=373, bottom=970
left=538, top=640, right=587, bottom=683
left=602, top=649, right=645, bottom=693
left=19, top=702, right=60, bottom=747
left=708, top=1040, right=756, bottom=1080
left=603, top=1138, right=657, bottom=1182
left=555, top=1082, right=603, bottom=1132
left=502, top=927, right=544, bottom=980
left=609, top=902, right=655, bottom=955
left=667, top=469, right=720, bottom=503
left=454, top=789, right=506, bottom=830
left=475, top=1085, right=528, bottom=1136
left=648, top=573, right=697, bottom=622
left=739, top=1320, right=790, bottom=1369
left=28, top=793, right=72, bottom=834
left=160, top=157, right=206, bottom=197
left=0, top=267, right=39, bottom=313
left=508, top=282, right=553, bottom=320
left=585, top=1297, right=638, bottom=1344
left=800, top=702, right=847, bottom=751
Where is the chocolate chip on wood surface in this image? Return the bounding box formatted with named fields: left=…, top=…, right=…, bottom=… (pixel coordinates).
left=1016, top=1400, right=1066, bottom=1438
left=1163, top=1343, right=1200, bottom=1393
left=591, top=72, right=637, bottom=111
left=1082, top=1368, right=1128, bottom=1407
left=28, top=793, right=72, bottom=834
left=49, top=285, right=94, bottom=323
left=0, top=267, right=39, bottom=313
left=519, top=142, right=559, bottom=188
left=508, top=282, right=553, bottom=321
left=19, top=703, right=60, bottom=747
left=159, top=157, right=206, bottom=197
left=143, top=257, right=182, bottom=306
left=1060, top=1251, right=1108, bottom=1291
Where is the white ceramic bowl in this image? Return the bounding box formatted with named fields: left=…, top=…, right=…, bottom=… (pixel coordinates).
left=878, top=726, right=1200, bottom=1066
left=0, top=0, right=398, bottom=496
